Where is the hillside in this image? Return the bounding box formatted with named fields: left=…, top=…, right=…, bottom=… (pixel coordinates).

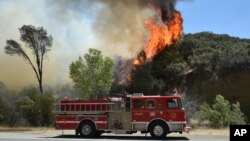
left=123, top=32, right=250, bottom=120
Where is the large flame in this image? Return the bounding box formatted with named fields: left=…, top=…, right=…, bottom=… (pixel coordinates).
left=134, top=11, right=183, bottom=65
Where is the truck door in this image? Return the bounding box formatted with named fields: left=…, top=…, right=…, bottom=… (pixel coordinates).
left=144, top=99, right=158, bottom=121
left=165, top=98, right=185, bottom=122
left=131, top=99, right=147, bottom=131
left=132, top=99, right=145, bottom=121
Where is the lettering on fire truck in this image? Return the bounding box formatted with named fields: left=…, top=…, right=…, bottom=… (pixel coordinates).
left=55, top=93, right=190, bottom=139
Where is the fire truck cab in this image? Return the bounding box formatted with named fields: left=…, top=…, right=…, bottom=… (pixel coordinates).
left=55, top=94, right=190, bottom=138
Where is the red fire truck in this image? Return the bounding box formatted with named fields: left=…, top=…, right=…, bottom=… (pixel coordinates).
left=55, top=93, right=190, bottom=138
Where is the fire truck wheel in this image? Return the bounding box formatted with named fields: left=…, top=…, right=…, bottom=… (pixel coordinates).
left=96, top=131, right=102, bottom=137
left=79, top=121, right=96, bottom=138
left=149, top=121, right=167, bottom=139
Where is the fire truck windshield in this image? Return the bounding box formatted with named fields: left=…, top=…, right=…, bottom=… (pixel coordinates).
left=180, top=98, right=185, bottom=110
left=166, top=98, right=184, bottom=110
left=167, top=99, right=178, bottom=108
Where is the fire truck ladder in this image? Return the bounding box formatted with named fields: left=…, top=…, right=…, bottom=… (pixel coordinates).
left=55, top=102, right=115, bottom=115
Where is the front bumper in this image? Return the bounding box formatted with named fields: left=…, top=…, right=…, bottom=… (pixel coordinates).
left=184, top=126, right=191, bottom=133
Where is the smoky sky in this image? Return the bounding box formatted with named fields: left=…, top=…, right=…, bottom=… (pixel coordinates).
left=0, top=0, right=186, bottom=90
left=47, top=0, right=180, bottom=57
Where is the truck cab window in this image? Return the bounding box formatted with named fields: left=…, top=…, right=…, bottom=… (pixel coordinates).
left=147, top=100, right=155, bottom=108
left=133, top=100, right=144, bottom=109
left=167, top=99, right=178, bottom=109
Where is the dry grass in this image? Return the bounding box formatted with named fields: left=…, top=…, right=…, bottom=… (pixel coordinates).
left=0, top=126, right=33, bottom=132
left=187, top=128, right=229, bottom=136
left=187, top=119, right=229, bottom=136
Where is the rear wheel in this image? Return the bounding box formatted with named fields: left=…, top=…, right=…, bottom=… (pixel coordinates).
left=79, top=121, right=96, bottom=138
left=149, top=121, right=168, bottom=139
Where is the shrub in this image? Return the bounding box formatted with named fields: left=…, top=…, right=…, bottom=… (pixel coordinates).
left=0, top=97, right=4, bottom=123
left=16, top=96, right=40, bottom=126
left=37, top=91, right=55, bottom=126
left=195, top=95, right=246, bottom=128
left=0, top=92, right=20, bottom=127
left=16, top=87, right=55, bottom=126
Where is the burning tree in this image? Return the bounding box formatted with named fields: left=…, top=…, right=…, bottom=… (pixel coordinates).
left=134, top=11, right=183, bottom=65
left=4, top=25, right=53, bottom=93
left=115, top=1, right=183, bottom=89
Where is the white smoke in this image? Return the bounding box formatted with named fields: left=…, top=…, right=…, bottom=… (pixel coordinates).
left=0, top=0, right=96, bottom=89
left=0, top=0, right=186, bottom=90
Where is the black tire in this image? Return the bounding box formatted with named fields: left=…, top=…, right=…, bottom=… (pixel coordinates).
left=95, top=131, right=103, bottom=137
left=149, top=121, right=168, bottom=139
left=79, top=121, right=96, bottom=138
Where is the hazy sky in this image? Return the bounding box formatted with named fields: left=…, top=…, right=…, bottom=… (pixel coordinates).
left=0, top=0, right=249, bottom=90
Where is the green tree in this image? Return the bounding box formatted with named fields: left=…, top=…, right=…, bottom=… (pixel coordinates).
left=195, top=95, right=246, bottom=128
left=229, top=102, right=246, bottom=125
left=69, top=48, right=114, bottom=99
left=4, top=25, right=53, bottom=93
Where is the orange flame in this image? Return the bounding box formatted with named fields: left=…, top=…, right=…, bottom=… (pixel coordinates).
left=134, top=11, right=183, bottom=65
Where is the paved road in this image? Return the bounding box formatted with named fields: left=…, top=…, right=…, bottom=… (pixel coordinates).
left=0, top=132, right=229, bottom=141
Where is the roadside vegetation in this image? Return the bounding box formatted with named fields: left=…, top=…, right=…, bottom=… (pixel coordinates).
left=194, top=95, right=246, bottom=128
left=0, top=83, right=81, bottom=127
left=0, top=86, right=55, bottom=127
